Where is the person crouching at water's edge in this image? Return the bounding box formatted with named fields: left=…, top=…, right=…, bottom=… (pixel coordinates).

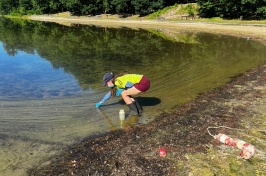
left=96, top=72, right=150, bottom=115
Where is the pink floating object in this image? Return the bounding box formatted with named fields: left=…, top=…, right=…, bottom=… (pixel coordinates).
left=159, top=148, right=166, bottom=157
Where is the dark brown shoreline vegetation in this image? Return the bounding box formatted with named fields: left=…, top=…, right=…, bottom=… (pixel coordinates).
left=27, top=61, right=266, bottom=175
left=23, top=15, right=266, bottom=175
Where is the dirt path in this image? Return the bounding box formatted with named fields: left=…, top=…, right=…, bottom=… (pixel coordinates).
left=26, top=16, right=266, bottom=175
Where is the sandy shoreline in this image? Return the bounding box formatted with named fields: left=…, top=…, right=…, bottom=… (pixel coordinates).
left=29, top=15, right=266, bottom=43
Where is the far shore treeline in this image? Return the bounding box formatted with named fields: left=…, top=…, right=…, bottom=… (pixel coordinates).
left=0, top=0, right=265, bottom=20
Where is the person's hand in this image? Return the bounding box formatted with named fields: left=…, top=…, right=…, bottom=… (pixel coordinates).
left=116, top=89, right=123, bottom=96
left=96, top=102, right=102, bottom=108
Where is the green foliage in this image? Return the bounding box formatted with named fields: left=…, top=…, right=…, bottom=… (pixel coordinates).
left=49, top=0, right=64, bottom=14
left=131, top=0, right=164, bottom=16
left=146, top=3, right=199, bottom=19
left=145, top=10, right=162, bottom=19
left=111, top=0, right=130, bottom=14
left=179, top=3, right=198, bottom=15
left=160, top=4, right=178, bottom=14
left=256, top=6, right=266, bottom=19
left=1, top=0, right=264, bottom=20
left=103, top=0, right=111, bottom=13
left=9, top=9, right=22, bottom=16
left=197, top=1, right=219, bottom=18
left=0, top=0, right=18, bottom=15
left=146, top=4, right=178, bottom=19
left=0, top=0, right=166, bottom=16
left=197, top=0, right=266, bottom=20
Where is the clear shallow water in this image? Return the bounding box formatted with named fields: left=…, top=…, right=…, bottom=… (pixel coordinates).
left=0, top=18, right=266, bottom=175
left=0, top=44, right=87, bottom=99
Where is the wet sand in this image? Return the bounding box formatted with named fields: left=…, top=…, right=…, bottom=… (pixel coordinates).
left=27, top=16, right=266, bottom=175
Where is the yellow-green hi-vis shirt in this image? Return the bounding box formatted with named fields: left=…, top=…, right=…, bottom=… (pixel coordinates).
left=114, top=74, right=143, bottom=89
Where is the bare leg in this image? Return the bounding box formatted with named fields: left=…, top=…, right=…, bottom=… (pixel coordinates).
left=121, top=87, right=141, bottom=105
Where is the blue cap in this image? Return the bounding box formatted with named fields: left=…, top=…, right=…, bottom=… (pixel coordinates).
left=102, top=72, right=114, bottom=86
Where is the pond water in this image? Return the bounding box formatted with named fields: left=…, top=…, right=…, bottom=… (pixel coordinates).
left=0, top=18, right=266, bottom=175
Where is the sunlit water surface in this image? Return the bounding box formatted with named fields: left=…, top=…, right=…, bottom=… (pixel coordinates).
left=0, top=18, right=265, bottom=175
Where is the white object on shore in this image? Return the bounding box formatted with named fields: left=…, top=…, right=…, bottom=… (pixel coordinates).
left=215, top=133, right=256, bottom=159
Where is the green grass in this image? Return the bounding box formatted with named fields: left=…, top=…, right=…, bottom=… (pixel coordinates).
left=177, top=3, right=199, bottom=16
left=145, top=4, right=179, bottom=19
left=145, top=3, right=199, bottom=19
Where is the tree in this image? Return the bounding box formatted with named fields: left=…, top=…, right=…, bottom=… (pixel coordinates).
left=132, top=0, right=164, bottom=16
left=110, top=0, right=131, bottom=14
left=49, top=0, right=64, bottom=14
left=103, top=0, right=111, bottom=13
left=197, top=0, right=266, bottom=19
left=197, top=0, right=218, bottom=18
left=165, top=0, right=196, bottom=6
left=19, top=0, right=33, bottom=14
left=0, top=0, right=18, bottom=14
left=240, top=0, right=266, bottom=19
left=31, top=0, right=50, bottom=14
left=256, top=6, right=266, bottom=19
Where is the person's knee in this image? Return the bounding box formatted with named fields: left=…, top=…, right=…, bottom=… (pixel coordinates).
left=121, top=91, right=128, bottom=97
left=121, top=91, right=126, bottom=97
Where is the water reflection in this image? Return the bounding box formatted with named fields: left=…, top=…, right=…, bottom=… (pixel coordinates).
left=0, top=18, right=266, bottom=175
left=0, top=44, right=83, bottom=99
left=1, top=18, right=265, bottom=102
